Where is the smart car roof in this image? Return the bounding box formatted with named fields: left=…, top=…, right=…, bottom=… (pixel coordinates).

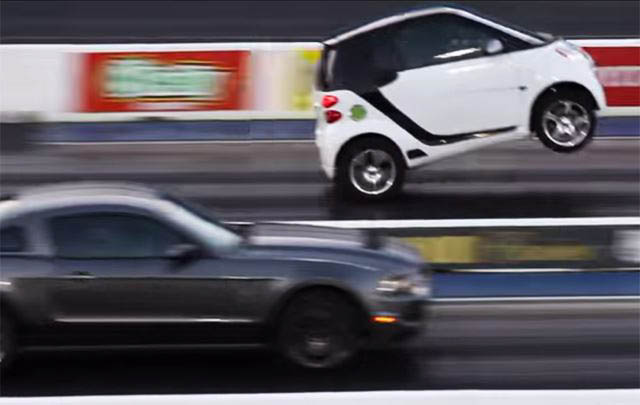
left=324, top=4, right=468, bottom=45
left=324, top=3, right=543, bottom=46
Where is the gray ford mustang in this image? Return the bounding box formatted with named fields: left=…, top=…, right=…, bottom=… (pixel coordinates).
left=0, top=183, right=430, bottom=369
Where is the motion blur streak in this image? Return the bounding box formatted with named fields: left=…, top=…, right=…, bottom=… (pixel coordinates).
left=1, top=297, right=637, bottom=396
left=1, top=1, right=638, bottom=42
left=373, top=316, right=397, bottom=324
left=1, top=139, right=638, bottom=221
left=0, top=0, right=639, bottom=398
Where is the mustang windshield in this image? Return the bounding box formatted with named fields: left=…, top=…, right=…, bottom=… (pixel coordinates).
left=163, top=192, right=242, bottom=252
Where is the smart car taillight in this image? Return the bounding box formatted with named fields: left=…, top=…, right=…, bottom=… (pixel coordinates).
left=325, top=110, right=342, bottom=123
left=322, top=95, right=339, bottom=108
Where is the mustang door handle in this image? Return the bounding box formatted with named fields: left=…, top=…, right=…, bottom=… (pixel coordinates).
left=66, top=271, right=94, bottom=280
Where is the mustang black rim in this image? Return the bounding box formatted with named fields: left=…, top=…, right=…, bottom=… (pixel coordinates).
left=284, top=312, right=353, bottom=368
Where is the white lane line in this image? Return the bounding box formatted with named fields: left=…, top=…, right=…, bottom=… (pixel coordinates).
left=36, top=136, right=639, bottom=146
left=38, top=109, right=315, bottom=122
left=55, top=317, right=255, bottom=324
left=230, top=217, right=640, bottom=229
left=39, top=140, right=316, bottom=146
left=439, top=267, right=639, bottom=273
left=432, top=295, right=640, bottom=303
left=2, top=388, right=639, bottom=405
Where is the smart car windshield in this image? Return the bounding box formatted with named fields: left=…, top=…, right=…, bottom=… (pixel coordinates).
left=474, top=10, right=555, bottom=43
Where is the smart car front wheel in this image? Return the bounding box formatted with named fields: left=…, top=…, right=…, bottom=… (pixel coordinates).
left=534, top=91, right=596, bottom=153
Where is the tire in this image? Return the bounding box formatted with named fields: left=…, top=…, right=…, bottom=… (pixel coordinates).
left=276, top=289, right=364, bottom=369
left=1, top=313, right=16, bottom=372
left=335, top=138, right=405, bottom=200
left=533, top=90, right=596, bottom=153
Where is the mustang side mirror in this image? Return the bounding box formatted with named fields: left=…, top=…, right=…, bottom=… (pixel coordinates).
left=165, top=243, right=202, bottom=264
left=484, top=39, right=504, bottom=55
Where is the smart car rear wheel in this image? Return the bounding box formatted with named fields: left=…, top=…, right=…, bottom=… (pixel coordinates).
left=277, top=289, right=363, bottom=369
left=336, top=138, right=405, bottom=200
left=534, top=91, right=596, bottom=153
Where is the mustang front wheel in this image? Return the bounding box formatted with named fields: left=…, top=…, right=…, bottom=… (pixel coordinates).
left=276, top=289, right=363, bottom=369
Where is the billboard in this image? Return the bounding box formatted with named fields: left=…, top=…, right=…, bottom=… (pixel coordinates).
left=1, top=41, right=637, bottom=123
left=582, top=46, right=640, bottom=107
left=80, top=51, right=249, bottom=112
left=250, top=48, right=321, bottom=113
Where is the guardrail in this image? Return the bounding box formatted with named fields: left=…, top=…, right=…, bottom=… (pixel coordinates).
left=235, top=216, right=640, bottom=269
left=228, top=217, right=640, bottom=298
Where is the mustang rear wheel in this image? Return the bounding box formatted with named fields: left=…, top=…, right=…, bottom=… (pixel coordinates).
left=533, top=91, right=596, bottom=153
left=276, top=289, right=363, bottom=369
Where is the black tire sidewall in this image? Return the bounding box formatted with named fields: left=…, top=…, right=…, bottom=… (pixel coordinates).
left=335, top=138, right=406, bottom=201
left=1, top=314, right=15, bottom=371
left=276, top=290, right=362, bottom=369
left=534, top=91, right=596, bottom=153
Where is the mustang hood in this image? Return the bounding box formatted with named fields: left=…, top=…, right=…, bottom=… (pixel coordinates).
left=245, top=222, right=421, bottom=263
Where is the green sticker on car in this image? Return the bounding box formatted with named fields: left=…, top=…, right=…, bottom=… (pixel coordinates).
left=350, top=104, right=367, bottom=121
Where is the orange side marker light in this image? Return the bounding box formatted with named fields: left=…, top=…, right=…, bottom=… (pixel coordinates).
left=373, top=315, right=397, bottom=324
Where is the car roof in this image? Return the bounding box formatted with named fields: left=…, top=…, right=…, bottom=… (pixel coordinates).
left=324, top=4, right=465, bottom=45
left=0, top=182, right=163, bottom=221
left=13, top=182, right=159, bottom=200
left=324, top=3, right=544, bottom=46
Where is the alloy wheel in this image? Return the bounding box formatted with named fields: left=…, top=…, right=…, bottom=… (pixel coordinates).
left=542, top=100, right=591, bottom=147
left=348, top=149, right=397, bottom=195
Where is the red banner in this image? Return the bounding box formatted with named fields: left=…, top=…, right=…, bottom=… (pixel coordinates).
left=582, top=46, right=640, bottom=107
left=80, top=51, right=249, bottom=112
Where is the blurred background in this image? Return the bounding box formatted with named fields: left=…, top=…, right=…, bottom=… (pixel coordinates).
left=0, top=0, right=639, bottom=398
left=2, top=0, right=639, bottom=42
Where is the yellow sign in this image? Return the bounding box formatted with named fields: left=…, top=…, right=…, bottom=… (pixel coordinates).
left=403, top=236, right=480, bottom=263
left=402, top=233, right=596, bottom=263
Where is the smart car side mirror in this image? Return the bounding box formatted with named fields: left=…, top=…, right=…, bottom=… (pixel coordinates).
left=484, top=39, right=504, bottom=55
left=165, top=243, right=202, bottom=264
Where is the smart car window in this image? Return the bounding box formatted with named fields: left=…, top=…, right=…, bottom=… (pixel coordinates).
left=396, top=13, right=527, bottom=70
left=325, top=25, right=400, bottom=92
left=0, top=226, right=27, bottom=253
left=50, top=213, right=186, bottom=259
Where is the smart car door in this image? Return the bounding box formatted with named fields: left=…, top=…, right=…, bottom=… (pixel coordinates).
left=379, top=13, right=523, bottom=136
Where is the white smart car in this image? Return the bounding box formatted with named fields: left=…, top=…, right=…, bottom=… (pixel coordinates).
left=314, top=5, right=606, bottom=199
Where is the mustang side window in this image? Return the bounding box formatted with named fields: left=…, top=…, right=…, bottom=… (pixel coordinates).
left=50, top=213, right=187, bottom=259
left=0, top=226, right=27, bottom=253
